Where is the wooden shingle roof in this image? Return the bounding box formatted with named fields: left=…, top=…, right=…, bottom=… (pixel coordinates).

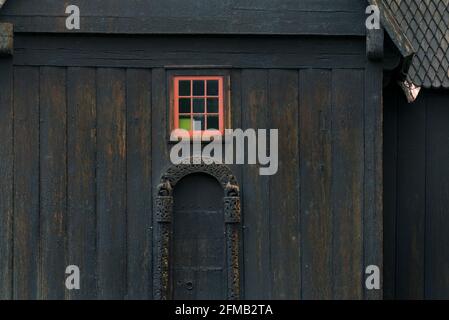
left=385, top=0, right=449, bottom=89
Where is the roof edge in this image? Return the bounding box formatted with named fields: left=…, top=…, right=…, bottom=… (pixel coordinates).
left=369, top=0, right=415, bottom=59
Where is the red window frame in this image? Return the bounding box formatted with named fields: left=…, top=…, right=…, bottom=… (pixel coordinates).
left=173, top=76, right=224, bottom=138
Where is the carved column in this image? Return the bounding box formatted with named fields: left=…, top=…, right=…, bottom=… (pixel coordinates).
left=224, top=196, right=241, bottom=300
left=153, top=177, right=173, bottom=300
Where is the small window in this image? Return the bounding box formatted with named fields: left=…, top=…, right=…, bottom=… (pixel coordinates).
left=173, top=76, right=224, bottom=137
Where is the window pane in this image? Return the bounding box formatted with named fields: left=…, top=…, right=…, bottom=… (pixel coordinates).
left=179, top=98, right=191, bottom=113
left=193, top=80, right=205, bottom=96
left=179, top=116, right=191, bottom=130
left=179, top=80, right=191, bottom=96
left=193, top=115, right=205, bottom=130
left=207, top=80, right=219, bottom=96
left=207, top=98, right=219, bottom=113
left=207, top=115, right=219, bottom=130
left=193, top=98, right=205, bottom=113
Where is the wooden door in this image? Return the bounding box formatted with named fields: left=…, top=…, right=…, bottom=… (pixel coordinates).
left=171, top=173, right=226, bottom=299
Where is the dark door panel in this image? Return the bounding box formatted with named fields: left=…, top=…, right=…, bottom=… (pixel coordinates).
left=172, top=173, right=225, bottom=300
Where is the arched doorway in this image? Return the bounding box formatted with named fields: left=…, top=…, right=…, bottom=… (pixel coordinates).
left=172, top=173, right=225, bottom=299
left=153, top=158, right=241, bottom=300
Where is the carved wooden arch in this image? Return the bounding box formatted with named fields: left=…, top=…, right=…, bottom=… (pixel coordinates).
left=153, top=157, right=241, bottom=300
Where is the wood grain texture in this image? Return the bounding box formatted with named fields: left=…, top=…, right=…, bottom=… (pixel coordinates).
left=383, top=86, right=398, bottom=300
left=299, top=69, right=333, bottom=300
left=0, top=57, right=13, bottom=300
left=126, top=68, right=152, bottom=299
left=425, top=92, right=449, bottom=299
left=67, top=67, right=97, bottom=299
left=364, top=62, right=383, bottom=300
left=331, top=69, right=364, bottom=300
left=395, top=92, right=426, bottom=299
left=13, top=67, right=40, bottom=299
left=268, top=69, right=300, bottom=299
left=39, top=67, right=67, bottom=299
left=0, top=0, right=366, bottom=35
left=13, top=35, right=368, bottom=70
left=241, top=69, right=271, bottom=299
left=384, top=88, right=449, bottom=299
left=96, top=68, right=127, bottom=299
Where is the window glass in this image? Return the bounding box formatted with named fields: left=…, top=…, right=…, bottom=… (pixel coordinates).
left=174, top=76, right=224, bottom=135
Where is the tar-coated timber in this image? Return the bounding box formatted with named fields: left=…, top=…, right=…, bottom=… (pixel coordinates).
left=13, top=67, right=40, bottom=300
left=241, top=69, right=271, bottom=300
left=67, top=67, right=97, bottom=299
left=364, top=61, right=383, bottom=300
left=331, top=69, right=364, bottom=300
left=384, top=87, right=449, bottom=299
left=299, top=69, right=333, bottom=300
left=126, top=68, right=153, bottom=299
left=0, top=54, right=13, bottom=300
left=268, top=69, right=301, bottom=299
left=13, top=35, right=370, bottom=70
left=39, top=67, right=68, bottom=300
left=0, top=33, right=387, bottom=300
left=0, top=0, right=367, bottom=36
left=96, top=68, right=127, bottom=299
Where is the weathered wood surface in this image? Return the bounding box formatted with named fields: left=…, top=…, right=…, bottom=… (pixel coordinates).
left=268, top=69, right=300, bottom=299
left=299, top=69, right=333, bottom=299
left=39, top=67, right=67, bottom=299
left=13, top=35, right=369, bottom=70
left=241, top=69, right=271, bottom=299
left=363, top=61, right=383, bottom=300
left=384, top=88, right=449, bottom=299
left=67, top=67, right=97, bottom=299
left=126, top=69, right=153, bottom=299
left=96, top=68, right=127, bottom=299
left=0, top=0, right=366, bottom=35
left=13, top=67, right=40, bottom=299
left=0, top=55, right=13, bottom=300
left=331, top=69, right=364, bottom=300
left=1, top=36, right=384, bottom=299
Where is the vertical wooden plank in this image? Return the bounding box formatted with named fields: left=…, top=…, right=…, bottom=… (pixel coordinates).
left=364, top=62, right=383, bottom=300
left=39, top=67, right=67, bottom=300
left=425, top=92, right=449, bottom=299
left=67, top=67, right=97, bottom=299
left=268, top=69, right=300, bottom=299
left=241, top=69, right=271, bottom=299
left=13, top=67, right=40, bottom=299
left=0, top=57, right=13, bottom=300
left=299, top=69, right=333, bottom=300
left=151, top=68, right=169, bottom=300
left=126, top=68, right=152, bottom=299
left=96, top=68, right=127, bottom=299
left=382, top=86, right=398, bottom=300
left=396, top=92, right=426, bottom=299
left=331, top=69, right=364, bottom=300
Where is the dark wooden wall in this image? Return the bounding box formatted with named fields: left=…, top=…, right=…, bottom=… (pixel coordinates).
left=0, top=0, right=366, bottom=35
left=0, top=34, right=383, bottom=300
left=384, top=86, right=449, bottom=299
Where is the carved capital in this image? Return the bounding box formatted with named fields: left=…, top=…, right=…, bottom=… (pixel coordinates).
left=224, top=197, right=241, bottom=223
left=0, top=23, right=13, bottom=56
